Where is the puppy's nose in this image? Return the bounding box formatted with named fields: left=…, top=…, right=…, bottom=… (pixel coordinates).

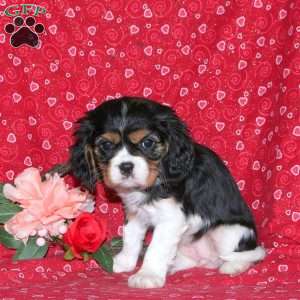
left=119, top=162, right=134, bottom=176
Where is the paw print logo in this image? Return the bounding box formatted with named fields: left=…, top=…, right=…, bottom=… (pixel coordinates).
left=4, top=16, right=45, bottom=48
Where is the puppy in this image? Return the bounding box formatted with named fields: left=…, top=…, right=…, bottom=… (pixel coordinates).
left=70, top=96, right=265, bottom=289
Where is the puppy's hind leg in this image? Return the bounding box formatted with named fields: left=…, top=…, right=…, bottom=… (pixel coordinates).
left=209, top=224, right=266, bottom=275
left=169, top=250, right=198, bottom=275
left=219, top=246, right=266, bottom=275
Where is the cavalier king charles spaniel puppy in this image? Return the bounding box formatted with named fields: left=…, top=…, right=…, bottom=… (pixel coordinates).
left=70, top=96, right=265, bottom=289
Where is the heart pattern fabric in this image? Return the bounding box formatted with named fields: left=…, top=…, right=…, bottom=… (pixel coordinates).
left=0, top=0, right=300, bottom=298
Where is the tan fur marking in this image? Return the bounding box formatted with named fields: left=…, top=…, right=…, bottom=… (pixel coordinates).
left=98, top=162, right=115, bottom=189
left=145, top=160, right=159, bottom=187
left=126, top=211, right=137, bottom=221
left=84, top=145, right=98, bottom=178
left=101, top=132, right=121, bottom=144
left=128, top=129, right=151, bottom=144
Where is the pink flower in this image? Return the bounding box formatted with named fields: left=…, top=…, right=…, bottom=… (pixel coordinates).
left=3, top=167, right=94, bottom=242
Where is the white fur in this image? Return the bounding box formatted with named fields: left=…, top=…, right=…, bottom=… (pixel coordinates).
left=128, top=199, right=187, bottom=288
left=210, top=224, right=254, bottom=255
left=114, top=195, right=266, bottom=288
left=171, top=216, right=222, bottom=273
left=118, top=190, right=148, bottom=211
left=113, top=192, right=149, bottom=274
left=220, top=246, right=266, bottom=262
left=115, top=197, right=187, bottom=288
left=172, top=223, right=265, bottom=275
left=113, top=216, right=148, bottom=273
left=109, top=147, right=149, bottom=189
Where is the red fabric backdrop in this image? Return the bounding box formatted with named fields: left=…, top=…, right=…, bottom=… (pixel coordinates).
left=0, top=0, right=300, bottom=299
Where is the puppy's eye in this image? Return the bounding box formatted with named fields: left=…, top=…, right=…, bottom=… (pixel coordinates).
left=99, top=140, right=114, bottom=151
left=141, top=138, right=155, bottom=150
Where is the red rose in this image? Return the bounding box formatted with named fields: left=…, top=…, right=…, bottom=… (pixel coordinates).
left=63, top=213, right=107, bottom=258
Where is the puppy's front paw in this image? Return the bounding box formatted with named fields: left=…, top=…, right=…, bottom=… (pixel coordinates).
left=113, top=252, right=136, bottom=273
left=128, top=271, right=165, bottom=289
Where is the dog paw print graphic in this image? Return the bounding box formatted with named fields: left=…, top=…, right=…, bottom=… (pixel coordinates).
left=4, top=16, right=45, bottom=48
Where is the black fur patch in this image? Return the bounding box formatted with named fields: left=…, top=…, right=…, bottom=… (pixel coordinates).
left=235, top=234, right=257, bottom=252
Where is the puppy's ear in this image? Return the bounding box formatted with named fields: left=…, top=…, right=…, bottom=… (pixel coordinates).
left=158, top=111, right=194, bottom=181
left=70, top=118, right=100, bottom=193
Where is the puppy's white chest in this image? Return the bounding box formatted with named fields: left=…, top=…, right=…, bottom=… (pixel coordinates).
left=120, top=192, right=187, bottom=227
left=123, top=198, right=164, bottom=226
left=141, top=198, right=186, bottom=228
left=119, top=191, right=147, bottom=208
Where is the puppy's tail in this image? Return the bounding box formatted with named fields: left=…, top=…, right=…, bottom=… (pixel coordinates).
left=220, top=246, right=266, bottom=262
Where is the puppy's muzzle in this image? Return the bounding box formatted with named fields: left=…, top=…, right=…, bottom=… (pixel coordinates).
left=119, top=162, right=134, bottom=177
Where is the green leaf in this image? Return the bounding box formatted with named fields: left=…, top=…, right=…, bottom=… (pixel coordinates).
left=0, top=203, right=22, bottom=223
left=64, top=247, right=75, bottom=261
left=0, top=227, right=23, bottom=249
left=0, top=185, right=12, bottom=204
left=0, top=183, right=22, bottom=224
left=110, top=237, right=123, bottom=248
left=82, top=252, right=90, bottom=262
left=13, top=237, right=48, bottom=261
left=110, top=237, right=123, bottom=255
left=0, top=184, right=10, bottom=204
left=92, top=245, right=113, bottom=273
left=0, top=195, right=14, bottom=205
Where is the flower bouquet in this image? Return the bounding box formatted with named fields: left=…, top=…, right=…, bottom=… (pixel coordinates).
left=0, top=167, right=122, bottom=272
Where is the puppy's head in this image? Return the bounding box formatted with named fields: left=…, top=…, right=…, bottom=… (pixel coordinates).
left=70, top=97, right=194, bottom=193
